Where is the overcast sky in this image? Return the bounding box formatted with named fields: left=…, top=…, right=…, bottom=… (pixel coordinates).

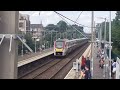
left=19, top=11, right=116, bottom=33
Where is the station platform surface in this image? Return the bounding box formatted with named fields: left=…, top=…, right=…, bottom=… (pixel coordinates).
left=18, top=48, right=54, bottom=67
left=93, top=46, right=109, bottom=79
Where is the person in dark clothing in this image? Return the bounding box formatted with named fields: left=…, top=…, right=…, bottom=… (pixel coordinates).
left=112, top=59, right=116, bottom=79
left=111, top=61, right=113, bottom=78
left=83, top=65, right=91, bottom=79
left=85, top=57, right=90, bottom=70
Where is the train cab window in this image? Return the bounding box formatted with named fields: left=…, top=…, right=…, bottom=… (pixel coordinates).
left=56, top=41, right=64, bottom=48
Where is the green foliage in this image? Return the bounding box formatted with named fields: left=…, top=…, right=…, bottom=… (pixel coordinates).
left=72, top=24, right=83, bottom=32
left=45, top=24, right=56, bottom=31
left=57, top=20, right=68, bottom=32
left=18, top=20, right=85, bottom=55
left=45, top=20, right=84, bottom=39
left=96, top=11, right=120, bottom=56
left=18, top=32, right=34, bottom=55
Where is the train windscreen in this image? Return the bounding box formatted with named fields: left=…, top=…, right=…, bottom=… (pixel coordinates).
left=56, top=41, right=64, bottom=48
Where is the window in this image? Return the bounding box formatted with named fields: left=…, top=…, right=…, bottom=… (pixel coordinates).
left=56, top=41, right=64, bottom=48
left=19, top=22, right=24, bottom=28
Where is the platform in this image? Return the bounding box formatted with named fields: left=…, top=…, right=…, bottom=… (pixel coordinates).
left=17, top=48, right=54, bottom=67
left=65, top=44, right=109, bottom=79
left=92, top=47, right=109, bottom=79
left=64, top=44, right=91, bottom=79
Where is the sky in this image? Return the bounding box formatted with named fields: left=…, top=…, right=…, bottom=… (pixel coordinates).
left=19, top=11, right=116, bottom=33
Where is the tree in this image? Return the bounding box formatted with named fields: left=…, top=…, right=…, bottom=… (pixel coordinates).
left=45, top=24, right=56, bottom=31
left=18, top=32, right=34, bottom=55
left=57, top=20, right=68, bottom=32
left=72, top=24, right=83, bottom=32
left=24, top=33, right=34, bottom=51
left=97, top=11, right=120, bottom=55
left=115, top=11, right=120, bottom=21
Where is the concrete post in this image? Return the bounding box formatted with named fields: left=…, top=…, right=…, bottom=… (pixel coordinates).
left=100, top=24, right=102, bottom=47
left=0, top=11, right=19, bottom=79
left=109, top=11, right=112, bottom=79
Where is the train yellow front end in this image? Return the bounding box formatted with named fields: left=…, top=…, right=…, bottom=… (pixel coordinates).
left=54, top=39, right=66, bottom=56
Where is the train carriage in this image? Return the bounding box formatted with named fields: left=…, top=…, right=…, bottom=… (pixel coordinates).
left=54, top=38, right=88, bottom=56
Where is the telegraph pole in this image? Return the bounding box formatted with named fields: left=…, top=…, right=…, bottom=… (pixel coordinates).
left=104, top=18, right=107, bottom=58
left=91, top=11, right=94, bottom=77
left=98, top=25, right=100, bottom=40
left=99, top=23, right=103, bottom=48
left=104, top=18, right=107, bottom=78
left=21, top=31, right=24, bottom=56
left=44, top=31, right=46, bottom=49
left=66, top=32, right=67, bottom=39
left=60, top=32, right=61, bottom=39
left=104, top=18, right=106, bottom=43
left=56, top=31, right=57, bottom=40
left=94, top=21, right=96, bottom=42
left=51, top=31, right=52, bottom=48
left=109, top=11, right=112, bottom=79
left=35, top=38, right=36, bottom=53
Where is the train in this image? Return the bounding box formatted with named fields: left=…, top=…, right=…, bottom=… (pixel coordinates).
left=54, top=38, right=89, bottom=56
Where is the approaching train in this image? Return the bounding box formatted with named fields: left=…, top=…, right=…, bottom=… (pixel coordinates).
left=54, top=38, right=89, bottom=56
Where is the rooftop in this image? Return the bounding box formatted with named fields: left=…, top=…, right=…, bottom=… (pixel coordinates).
left=31, top=24, right=43, bottom=29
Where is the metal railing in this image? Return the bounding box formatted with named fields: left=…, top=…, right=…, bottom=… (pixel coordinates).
left=116, top=57, right=120, bottom=79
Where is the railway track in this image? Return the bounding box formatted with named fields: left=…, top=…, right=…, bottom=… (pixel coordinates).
left=18, top=54, right=54, bottom=78
left=34, top=43, right=89, bottom=79
left=19, top=43, right=89, bottom=79
left=51, top=43, right=90, bottom=79
left=20, top=58, right=62, bottom=79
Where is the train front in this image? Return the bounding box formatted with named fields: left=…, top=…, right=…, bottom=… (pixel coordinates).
left=54, top=39, right=66, bottom=56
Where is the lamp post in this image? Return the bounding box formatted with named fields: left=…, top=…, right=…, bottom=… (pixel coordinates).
left=32, top=36, right=37, bottom=53
left=21, top=31, right=24, bottom=56
left=97, top=17, right=107, bottom=42
left=51, top=31, right=52, bottom=48
left=35, top=38, right=37, bottom=53
left=56, top=31, right=57, bottom=40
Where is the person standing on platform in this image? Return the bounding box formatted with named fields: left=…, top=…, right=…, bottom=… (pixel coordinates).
left=82, top=65, right=91, bottom=79
left=101, top=50, right=105, bottom=57
left=85, top=57, right=90, bottom=70
left=81, top=56, right=86, bottom=70
left=112, top=59, right=117, bottom=79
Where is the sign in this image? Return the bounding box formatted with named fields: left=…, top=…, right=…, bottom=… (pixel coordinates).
left=73, top=62, right=77, bottom=70
left=73, top=59, right=80, bottom=72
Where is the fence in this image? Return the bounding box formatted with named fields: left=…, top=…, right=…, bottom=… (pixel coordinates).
left=116, top=57, right=120, bottom=79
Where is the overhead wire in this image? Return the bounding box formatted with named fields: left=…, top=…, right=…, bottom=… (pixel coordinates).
left=75, top=11, right=83, bottom=23
left=54, top=11, right=93, bottom=28
left=54, top=11, right=88, bottom=39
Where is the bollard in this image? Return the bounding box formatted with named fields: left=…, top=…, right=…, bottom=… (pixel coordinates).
left=103, top=64, right=105, bottom=78
left=91, top=58, right=93, bottom=78
left=73, top=59, right=81, bottom=79
left=106, top=64, right=109, bottom=79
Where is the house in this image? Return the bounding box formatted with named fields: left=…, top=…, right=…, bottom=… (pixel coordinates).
left=19, top=13, right=30, bottom=34
left=30, top=24, right=44, bottom=39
